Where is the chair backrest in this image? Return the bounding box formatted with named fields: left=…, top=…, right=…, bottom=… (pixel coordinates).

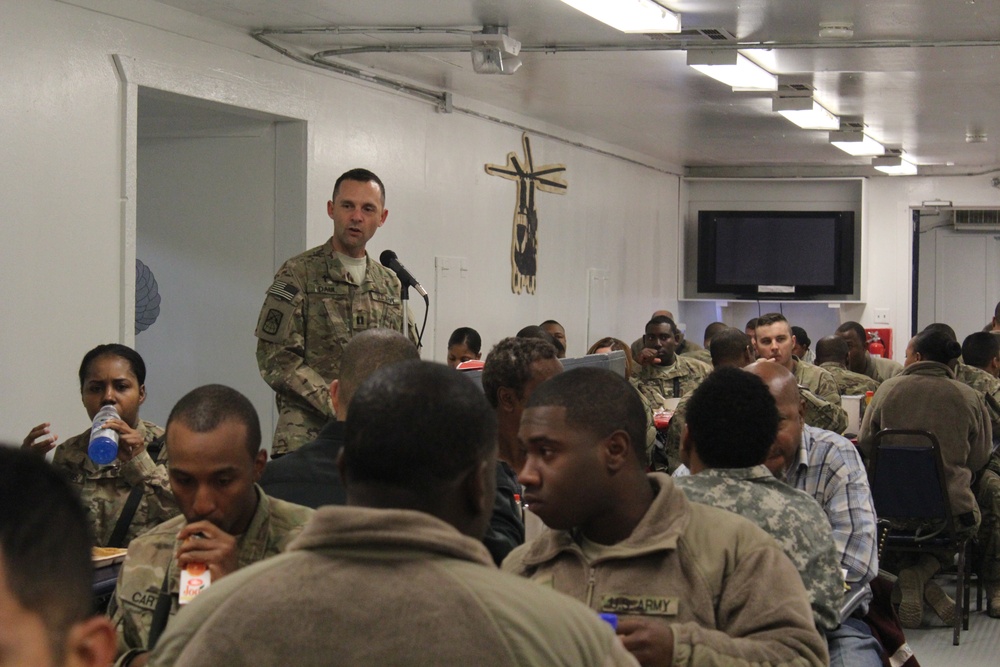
left=868, top=429, right=953, bottom=524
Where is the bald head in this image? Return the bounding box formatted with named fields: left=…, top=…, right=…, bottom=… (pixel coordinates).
left=744, top=361, right=800, bottom=410
left=337, top=329, right=420, bottom=418
left=814, top=335, right=850, bottom=367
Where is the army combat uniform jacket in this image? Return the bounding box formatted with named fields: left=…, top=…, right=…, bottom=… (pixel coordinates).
left=53, top=419, right=178, bottom=547
left=819, top=362, right=881, bottom=397
left=794, top=360, right=849, bottom=434
left=255, top=241, right=414, bottom=455
left=674, top=466, right=844, bottom=632
left=108, top=486, right=313, bottom=665
left=503, top=474, right=829, bottom=667
left=634, top=356, right=712, bottom=411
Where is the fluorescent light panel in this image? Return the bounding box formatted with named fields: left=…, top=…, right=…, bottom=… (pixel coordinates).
left=772, top=97, right=839, bottom=130
left=559, top=0, right=681, bottom=33
left=829, top=130, right=886, bottom=156
left=687, top=51, right=777, bottom=91
left=873, top=155, right=918, bottom=175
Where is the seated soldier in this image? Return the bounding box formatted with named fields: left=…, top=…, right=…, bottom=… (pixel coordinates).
left=504, top=367, right=828, bottom=667
left=259, top=329, right=419, bottom=508
left=21, top=344, right=178, bottom=548
left=755, top=313, right=848, bottom=433
left=814, top=335, right=880, bottom=396
left=835, top=321, right=903, bottom=383
left=108, top=385, right=314, bottom=667
left=0, top=446, right=117, bottom=667
left=860, top=330, right=993, bottom=624
left=683, top=321, right=727, bottom=366
left=675, top=368, right=843, bottom=630
left=675, top=368, right=875, bottom=664
left=149, top=362, right=638, bottom=667
left=661, top=327, right=754, bottom=472
left=633, top=315, right=712, bottom=411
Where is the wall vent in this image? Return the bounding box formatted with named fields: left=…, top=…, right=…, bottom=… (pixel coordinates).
left=645, top=27, right=735, bottom=41
left=953, top=207, right=1000, bottom=230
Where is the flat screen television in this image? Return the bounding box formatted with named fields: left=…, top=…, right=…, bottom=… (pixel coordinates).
left=697, top=210, right=856, bottom=299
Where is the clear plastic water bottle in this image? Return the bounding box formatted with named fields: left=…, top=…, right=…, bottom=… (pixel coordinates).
left=88, top=405, right=120, bottom=465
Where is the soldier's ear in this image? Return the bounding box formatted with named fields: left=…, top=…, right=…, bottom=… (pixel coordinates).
left=137, top=384, right=146, bottom=406
left=330, top=379, right=341, bottom=416
left=64, top=616, right=116, bottom=667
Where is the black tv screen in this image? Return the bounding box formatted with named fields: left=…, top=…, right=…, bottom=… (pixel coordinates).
left=697, top=210, right=855, bottom=298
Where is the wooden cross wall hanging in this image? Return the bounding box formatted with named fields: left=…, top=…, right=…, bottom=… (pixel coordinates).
left=485, top=133, right=568, bottom=295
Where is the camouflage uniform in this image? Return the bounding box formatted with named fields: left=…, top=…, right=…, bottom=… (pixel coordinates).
left=108, top=486, right=313, bottom=665
left=954, top=362, right=1000, bottom=589
left=634, top=355, right=712, bottom=411
left=818, top=362, right=881, bottom=397
left=255, top=241, right=417, bottom=455
left=659, top=393, right=690, bottom=474
left=862, top=354, right=903, bottom=383
left=675, top=465, right=843, bottom=631
left=683, top=347, right=714, bottom=367
left=53, top=420, right=178, bottom=547
left=795, top=360, right=848, bottom=434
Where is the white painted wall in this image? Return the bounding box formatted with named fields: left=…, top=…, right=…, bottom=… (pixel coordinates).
left=5, top=1, right=997, bottom=446
left=0, top=0, right=680, bottom=444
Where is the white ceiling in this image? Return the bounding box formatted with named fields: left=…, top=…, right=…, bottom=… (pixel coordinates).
left=150, top=0, right=1000, bottom=175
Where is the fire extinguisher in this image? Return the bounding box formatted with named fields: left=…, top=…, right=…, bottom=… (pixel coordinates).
left=868, top=331, right=885, bottom=358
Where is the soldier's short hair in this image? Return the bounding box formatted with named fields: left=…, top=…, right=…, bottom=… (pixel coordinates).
left=754, top=312, right=788, bottom=330
left=339, top=329, right=419, bottom=412
left=686, top=367, right=779, bottom=469
left=342, top=360, right=496, bottom=489
left=745, top=317, right=759, bottom=332
left=526, top=367, right=648, bottom=467
left=912, top=329, right=962, bottom=364
left=835, top=321, right=867, bottom=344
left=515, top=325, right=563, bottom=356
left=167, top=384, right=262, bottom=458
left=962, top=331, right=1000, bottom=369
left=703, top=321, right=729, bottom=346
left=0, top=447, right=93, bottom=661
left=482, top=337, right=559, bottom=408
left=78, top=343, right=147, bottom=388
left=710, top=328, right=752, bottom=367
left=645, top=315, right=677, bottom=334
left=332, top=168, right=386, bottom=205
left=814, top=335, right=850, bottom=366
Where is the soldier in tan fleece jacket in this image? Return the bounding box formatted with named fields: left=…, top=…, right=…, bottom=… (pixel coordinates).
left=149, top=361, right=637, bottom=667
left=503, top=367, right=828, bottom=667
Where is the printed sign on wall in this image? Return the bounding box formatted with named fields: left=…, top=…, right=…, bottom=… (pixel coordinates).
left=486, top=134, right=567, bottom=294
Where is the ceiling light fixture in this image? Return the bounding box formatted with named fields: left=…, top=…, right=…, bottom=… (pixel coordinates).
left=872, top=155, right=918, bottom=175
left=559, top=0, right=681, bottom=33
left=471, top=29, right=522, bottom=74
left=772, top=96, right=839, bottom=130
left=687, top=51, right=778, bottom=91
left=829, top=129, right=886, bottom=156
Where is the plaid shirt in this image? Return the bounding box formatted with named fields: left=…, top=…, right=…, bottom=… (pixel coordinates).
left=784, top=425, right=878, bottom=587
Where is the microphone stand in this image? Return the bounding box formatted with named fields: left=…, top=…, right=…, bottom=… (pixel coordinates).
left=400, top=282, right=410, bottom=336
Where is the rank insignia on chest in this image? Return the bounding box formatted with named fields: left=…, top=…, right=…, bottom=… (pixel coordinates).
left=600, top=594, right=679, bottom=617
left=262, top=309, right=283, bottom=336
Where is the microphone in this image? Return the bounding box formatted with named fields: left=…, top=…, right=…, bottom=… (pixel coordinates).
left=379, top=250, right=428, bottom=298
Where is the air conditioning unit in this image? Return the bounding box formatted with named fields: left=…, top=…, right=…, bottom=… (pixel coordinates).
left=952, top=207, right=1000, bottom=231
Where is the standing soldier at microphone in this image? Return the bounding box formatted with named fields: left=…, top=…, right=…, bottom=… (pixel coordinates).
left=255, top=168, right=417, bottom=456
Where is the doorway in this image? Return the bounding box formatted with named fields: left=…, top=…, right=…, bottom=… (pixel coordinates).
left=134, top=89, right=306, bottom=450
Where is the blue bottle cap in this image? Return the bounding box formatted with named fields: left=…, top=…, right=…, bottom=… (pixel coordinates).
left=88, top=436, right=118, bottom=466
left=599, top=612, right=618, bottom=630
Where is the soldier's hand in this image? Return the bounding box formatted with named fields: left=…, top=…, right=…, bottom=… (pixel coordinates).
left=100, top=418, right=145, bottom=463
left=617, top=617, right=674, bottom=667
left=22, top=422, right=58, bottom=455
left=636, top=348, right=661, bottom=367
left=177, top=521, right=239, bottom=580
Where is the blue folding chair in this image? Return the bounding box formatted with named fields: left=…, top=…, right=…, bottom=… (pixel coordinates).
left=868, top=428, right=976, bottom=645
